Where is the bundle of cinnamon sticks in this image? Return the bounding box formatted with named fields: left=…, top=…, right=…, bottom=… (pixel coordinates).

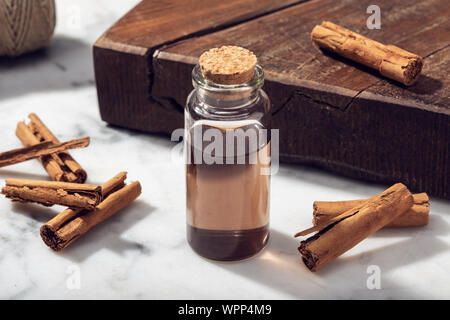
left=295, top=184, right=430, bottom=272
left=16, top=113, right=88, bottom=183
left=0, top=113, right=142, bottom=251
left=40, top=172, right=141, bottom=251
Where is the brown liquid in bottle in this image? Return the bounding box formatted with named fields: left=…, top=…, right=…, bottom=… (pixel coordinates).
left=186, top=122, right=270, bottom=261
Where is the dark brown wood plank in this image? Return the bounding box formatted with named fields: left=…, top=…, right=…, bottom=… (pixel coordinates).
left=94, top=0, right=450, bottom=198
left=98, top=0, right=306, bottom=50
left=365, top=46, right=450, bottom=113
left=150, top=0, right=450, bottom=198
left=94, top=0, right=306, bottom=133
left=156, top=0, right=449, bottom=111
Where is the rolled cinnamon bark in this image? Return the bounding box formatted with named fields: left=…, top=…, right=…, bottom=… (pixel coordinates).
left=313, top=193, right=429, bottom=227
left=297, top=183, right=414, bottom=271
left=0, top=137, right=90, bottom=168
left=40, top=172, right=127, bottom=246
left=1, top=178, right=102, bottom=209
left=40, top=172, right=141, bottom=251
left=311, top=21, right=423, bottom=85
left=100, top=171, right=127, bottom=195
left=16, top=113, right=87, bottom=183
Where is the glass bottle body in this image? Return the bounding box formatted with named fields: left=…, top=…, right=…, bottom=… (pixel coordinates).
left=185, top=65, right=271, bottom=261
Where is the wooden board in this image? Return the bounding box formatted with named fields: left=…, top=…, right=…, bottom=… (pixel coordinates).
left=94, top=0, right=305, bottom=133
left=94, top=0, right=450, bottom=199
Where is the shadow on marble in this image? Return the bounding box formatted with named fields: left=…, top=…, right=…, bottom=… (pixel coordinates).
left=429, top=197, right=450, bottom=215
left=276, top=162, right=385, bottom=198
left=324, top=236, right=449, bottom=299
left=11, top=202, right=60, bottom=223
left=0, top=36, right=94, bottom=102
left=0, top=169, right=50, bottom=181
left=57, top=199, right=155, bottom=262
left=214, top=229, right=321, bottom=298
left=216, top=227, right=449, bottom=299
left=372, top=214, right=450, bottom=238
left=105, top=124, right=177, bottom=147
left=327, top=236, right=449, bottom=273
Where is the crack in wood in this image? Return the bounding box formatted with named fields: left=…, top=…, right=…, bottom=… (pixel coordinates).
left=422, top=43, right=450, bottom=59
left=342, top=43, right=450, bottom=112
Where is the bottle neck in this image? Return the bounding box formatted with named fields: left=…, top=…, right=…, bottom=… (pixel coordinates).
left=192, top=64, right=264, bottom=114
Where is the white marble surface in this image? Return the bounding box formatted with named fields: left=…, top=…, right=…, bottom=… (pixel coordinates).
left=1, top=0, right=449, bottom=300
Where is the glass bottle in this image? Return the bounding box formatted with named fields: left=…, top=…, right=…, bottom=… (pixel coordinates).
left=185, top=47, right=271, bottom=261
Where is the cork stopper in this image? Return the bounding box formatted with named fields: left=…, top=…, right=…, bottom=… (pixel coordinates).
left=199, top=46, right=257, bottom=85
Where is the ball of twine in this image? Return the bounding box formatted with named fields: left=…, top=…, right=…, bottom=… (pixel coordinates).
left=0, top=0, right=56, bottom=57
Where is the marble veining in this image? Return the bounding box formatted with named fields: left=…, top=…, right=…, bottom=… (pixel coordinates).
left=0, top=0, right=449, bottom=299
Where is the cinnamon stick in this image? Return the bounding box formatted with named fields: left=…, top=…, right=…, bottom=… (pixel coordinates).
left=16, top=113, right=87, bottom=183
left=40, top=172, right=141, bottom=251
left=0, top=137, right=90, bottom=168
left=311, top=21, right=423, bottom=85
left=39, top=172, right=127, bottom=247
left=297, top=183, right=414, bottom=272
left=313, top=193, right=429, bottom=228
left=1, top=178, right=102, bottom=209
